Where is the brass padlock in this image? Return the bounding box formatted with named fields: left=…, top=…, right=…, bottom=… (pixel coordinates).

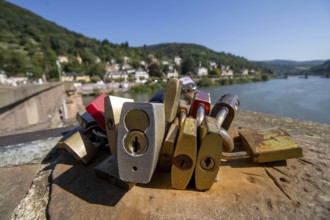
left=104, top=96, right=134, bottom=155
left=57, top=129, right=99, bottom=165
left=158, top=118, right=179, bottom=172
left=164, top=79, right=183, bottom=124
left=171, top=117, right=197, bottom=190
left=222, top=128, right=303, bottom=163
left=76, top=111, right=96, bottom=128
left=195, top=116, right=222, bottom=190
left=117, top=102, right=165, bottom=183
left=94, top=155, right=135, bottom=190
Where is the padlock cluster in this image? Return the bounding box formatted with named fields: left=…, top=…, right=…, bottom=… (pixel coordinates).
left=57, top=76, right=302, bottom=191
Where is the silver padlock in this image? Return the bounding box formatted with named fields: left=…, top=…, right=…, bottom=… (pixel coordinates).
left=104, top=96, right=134, bottom=155
left=117, top=102, right=165, bottom=183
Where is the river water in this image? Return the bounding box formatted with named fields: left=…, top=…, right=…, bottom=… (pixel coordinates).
left=84, top=76, right=330, bottom=124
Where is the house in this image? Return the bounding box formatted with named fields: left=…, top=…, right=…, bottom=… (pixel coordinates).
left=166, top=65, right=179, bottom=78
left=104, top=71, right=128, bottom=81
left=76, top=55, right=83, bottom=64
left=193, top=64, right=208, bottom=77
left=174, top=56, right=182, bottom=65
left=0, top=70, right=7, bottom=84
left=105, top=62, right=120, bottom=72
left=123, top=56, right=131, bottom=64
left=241, top=68, right=249, bottom=75
left=57, top=55, right=69, bottom=63
left=134, top=69, right=149, bottom=83
left=61, top=72, right=90, bottom=82
left=209, top=61, right=217, bottom=70
left=221, top=65, right=233, bottom=77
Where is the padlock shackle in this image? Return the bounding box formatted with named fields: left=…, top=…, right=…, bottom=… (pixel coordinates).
left=221, top=151, right=250, bottom=160
left=195, top=104, right=205, bottom=127
left=219, top=128, right=234, bottom=152
left=215, top=107, right=229, bottom=129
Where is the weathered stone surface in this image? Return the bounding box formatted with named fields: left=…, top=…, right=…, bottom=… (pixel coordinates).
left=0, top=164, right=44, bottom=220
left=11, top=167, right=52, bottom=220
left=0, top=137, right=60, bottom=167
left=47, top=110, right=330, bottom=219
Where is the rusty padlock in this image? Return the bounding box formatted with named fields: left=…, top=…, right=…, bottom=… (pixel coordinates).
left=117, top=102, right=165, bottom=183
left=104, top=96, right=134, bottom=155
left=171, top=117, right=197, bottom=190
left=190, top=90, right=211, bottom=127
left=195, top=116, right=222, bottom=190
left=158, top=118, right=180, bottom=171
left=222, top=128, right=303, bottom=163
left=94, top=155, right=135, bottom=190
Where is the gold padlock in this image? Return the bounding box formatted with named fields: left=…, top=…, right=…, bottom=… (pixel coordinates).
left=195, top=116, right=222, bottom=190
left=104, top=96, right=134, bottom=155
left=57, top=129, right=98, bottom=165
left=94, top=155, right=135, bottom=190
left=171, top=117, right=197, bottom=189
left=158, top=118, right=179, bottom=172
left=222, top=128, right=303, bottom=163
left=164, top=79, right=183, bottom=124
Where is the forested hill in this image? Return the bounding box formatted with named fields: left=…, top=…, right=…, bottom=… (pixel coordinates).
left=145, top=43, right=260, bottom=71
left=310, top=60, right=330, bottom=74
left=0, top=0, right=262, bottom=79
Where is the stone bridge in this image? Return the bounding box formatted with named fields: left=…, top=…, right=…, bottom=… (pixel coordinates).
left=0, top=83, right=84, bottom=135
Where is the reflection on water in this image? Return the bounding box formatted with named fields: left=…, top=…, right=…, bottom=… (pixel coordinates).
left=83, top=76, right=330, bottom=124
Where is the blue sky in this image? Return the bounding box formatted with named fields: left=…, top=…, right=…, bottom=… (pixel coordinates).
left=8, top=0, right=330, bottom=61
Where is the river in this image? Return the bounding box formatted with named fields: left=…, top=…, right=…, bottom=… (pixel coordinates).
left=83, top=76, right=330, bottom=124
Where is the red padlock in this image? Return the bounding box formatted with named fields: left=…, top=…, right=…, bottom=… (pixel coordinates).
left=85, top=93, right=107, bottom=130
left=189, top=90, right=211, bottom=127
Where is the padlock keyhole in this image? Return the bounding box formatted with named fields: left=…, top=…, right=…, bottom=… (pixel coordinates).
left=132, top=136, right=140, bottom=153
left=180, top=159, right=186, bottom=168
left=204, top=157, right=211, bottom=167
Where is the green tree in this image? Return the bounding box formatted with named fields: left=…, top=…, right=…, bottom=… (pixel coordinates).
left=181, top=57, right=195, bottom=75
left=148, top=62, right=162, bottom=77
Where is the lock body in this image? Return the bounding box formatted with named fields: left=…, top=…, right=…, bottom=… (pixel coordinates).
left=239, top=128, right=303, bottom=163
left=117, top=102, right=165, bottom=183
left=104, top=96, right=134, bottom=155
left=171, top=118, right=197, bottom=189
left=190, top=90, right=211, bottom=118
left=76, top=111, right=96, bottom=128
left=59, top=130, right=98, bottom=165
left=85, top=93, right=107, bottom=130
left=195, top=116, right=222, bottom=190
left=210, top=93, right=239, bottom=130
left=94, top=155, right=135, bottom=190
left=158, top=118, right=179, bottom=171
left=164, top=79, right=183, bottom=123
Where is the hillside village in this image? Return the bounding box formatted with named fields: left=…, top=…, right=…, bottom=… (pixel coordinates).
left=58, top=54, right=259, bottom=84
